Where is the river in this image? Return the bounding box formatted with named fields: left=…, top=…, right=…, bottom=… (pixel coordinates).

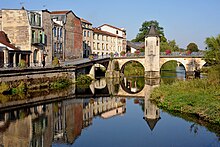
left=0, top=69, right=219, bottom=147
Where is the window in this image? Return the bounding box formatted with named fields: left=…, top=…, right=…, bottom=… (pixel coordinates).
left=60, top=43, right=63, bottom=52
left=32, top=30, right=35, bottom=42
left=31, top=13, right=35, bottom=25
left=83, top=41, right=86, bottom=49
left=84, top=31, right=86, bottom=37
left=60, top=28, right=62, bottom=37
left=116, top=30, right=118, bottom=34
left=53, top=27, right=56, bottom=37
left=97, top=34, right=100, bottom=40
left=93, top=34, right=95, bottom=40
left=97, top=43, right=100, bottom=50
left=93, top=42, right=96, bottom=49
left=106, top=44, right=108, bottom=50
left=87, top=31, right=90, bottom=37
left=54, top=43, right=57, bottom=53
left=57, top=28, right=59, bottom=37
left=102, top=43, right=105, bottom=50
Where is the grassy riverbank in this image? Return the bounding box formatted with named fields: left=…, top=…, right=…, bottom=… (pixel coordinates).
left=151, top=66, right=220, bottom=125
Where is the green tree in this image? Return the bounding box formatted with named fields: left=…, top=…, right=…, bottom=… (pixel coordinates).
left=160, top=40, right=179, bottom=52
left=204, top=34, right=220, bottom=65
left=187, top=42, right=199, bottom=52
left=132, top=20, right=165, bottom=42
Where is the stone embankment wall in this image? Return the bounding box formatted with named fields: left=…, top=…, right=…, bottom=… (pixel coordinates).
left=0, top=67, right=76, bottom=94
left=0, top=67, right=75, bottom=82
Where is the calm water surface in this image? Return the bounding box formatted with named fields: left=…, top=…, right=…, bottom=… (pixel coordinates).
left=0, top=69, right=219, bottom=147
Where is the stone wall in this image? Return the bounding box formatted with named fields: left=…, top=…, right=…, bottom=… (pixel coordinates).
left=0, top=67, right=76, bottom=83
left=0, top=10, right=2, bottom=30
left=42, top=10, right=53, bottom=64
left=1, top=9, right=31, bottom=51
left=65, top=12, right=75, bottom=60
left=73, top=16, right=83, bottom=59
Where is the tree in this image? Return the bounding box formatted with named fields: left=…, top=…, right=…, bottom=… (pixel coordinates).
left=160, top=40, right=179, bottom=52
left=132, top=20, right=165, bottom=42
left=204, top=34, right=220, bottom=65
left=187, top=43, right=199, bottom=52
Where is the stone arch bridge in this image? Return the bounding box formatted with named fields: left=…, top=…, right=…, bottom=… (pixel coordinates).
left=71, top=52, right=205, bottom=79
left=108, top=53, right=206, bottom=77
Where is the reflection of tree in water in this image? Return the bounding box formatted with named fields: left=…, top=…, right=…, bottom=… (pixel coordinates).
left=160, top=72, right=177, bottom=85
left=190, top=123, right=199, bottom=135
left=165, top=110, right=220, bottom=141
left=114, top=84, right=119, bottom=94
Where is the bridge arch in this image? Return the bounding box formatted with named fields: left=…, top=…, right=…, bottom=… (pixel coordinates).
left=160, top=59, right=187, bottom=71
left=160, top=57, right=206, bottom=72
left=120, top=60, right=145, bottom=75
left=89, top=63, right=107, bottom=79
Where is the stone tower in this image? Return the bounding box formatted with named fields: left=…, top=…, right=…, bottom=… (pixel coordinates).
left=145, top=25, right=160, bottom=78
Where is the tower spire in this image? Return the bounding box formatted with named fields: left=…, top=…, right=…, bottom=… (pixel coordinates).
left=146, top=25, right=159, bottom=37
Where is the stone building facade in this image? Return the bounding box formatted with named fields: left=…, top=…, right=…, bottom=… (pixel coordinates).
left=51, top=11, right=83, bottom=61
left=98, top=24, right=126, bottom=53
left=92, top=28, right=123, bottom=56
left=80, top=19, right=127, bottom=56
left=81, top=18, right=93, bottom=58
left=0, top=8, right=51, bottom=67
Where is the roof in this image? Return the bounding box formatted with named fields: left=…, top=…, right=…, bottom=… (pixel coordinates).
left=146, top=25, right=159, bottom=37
left=98, top=24, right=125, bottom=32
left=50, top=10, right=70, bottom=15
left=127, top=41, right=144, bottom=49
left=0, top=31, right=19, bottom=50
left=93, top=28, right=123, bottom=38
left=80, top=18, right=92, bottom=25
left=50, top=10, right=81, bottom=20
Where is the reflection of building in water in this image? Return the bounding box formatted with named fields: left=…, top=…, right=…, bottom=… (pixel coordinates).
left=83, top=97, right=126, bottom=127
left=0, top=97, right=126, bottom=146
left=143, top=79, right=160, bottom=131
left=124, top=77, right=139, bottom=93
left=0, top=105, right=52, bottom=147
left=53, top=100, right=83, bottom=145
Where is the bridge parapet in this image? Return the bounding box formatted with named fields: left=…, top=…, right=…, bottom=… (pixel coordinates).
left=114, top=52, right=204, bottom=59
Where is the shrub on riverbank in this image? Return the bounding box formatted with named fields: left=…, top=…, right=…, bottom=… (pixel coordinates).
left=151, top=66, right=220, bottom=125
left=76, top=75, right=93, bottom=85
left=50, top=79, right=71, bottom=89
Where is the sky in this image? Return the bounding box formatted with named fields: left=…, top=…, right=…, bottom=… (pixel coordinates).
left=1, top=0, right=220, bottom=49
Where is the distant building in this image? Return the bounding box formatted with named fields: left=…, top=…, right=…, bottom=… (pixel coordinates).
left=92, top=28, right=123, bottom=56
left=80, top=19, right=127, bottom=56
left=81, top=18, right=93, bottom=58
left=126, top=41, right=144, bottom=53
left=98, top=24, right=126, bottom=53
left=51, top=10, right=83, bottom=61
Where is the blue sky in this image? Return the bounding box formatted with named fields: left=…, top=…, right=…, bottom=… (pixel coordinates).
left=1, top=0, right=220, bottom=49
